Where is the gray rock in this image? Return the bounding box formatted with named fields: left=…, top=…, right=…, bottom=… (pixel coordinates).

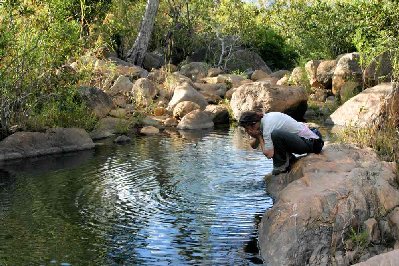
left=143, top=51, right=164, bottom=71
left=177, top=110, right=214, bottom=130
left=230, top=82, right=308, bottom=121
left=90, top=117, right=130, bottom=140
left=114, top=135, right=131, bottom=143
left=78, top=86, right=113, bottom=118
left=364, top=51, right=394, bottom=87
left=167, top=82, right=208, bottom=111
left=204, top=105, right=230, bottom=125
left=329, top=83, right=398, bottom=127
left=225, top=50, right=271, bottom=74
left=179, top=62, right=209, bottom=81
left=0, top=128, right=94, bottom=161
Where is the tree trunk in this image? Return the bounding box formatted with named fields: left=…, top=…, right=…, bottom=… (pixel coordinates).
left=127, top=0, right=160, bottom=66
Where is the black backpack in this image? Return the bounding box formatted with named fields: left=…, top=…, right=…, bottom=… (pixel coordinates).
left=310, top=127, right=324, bottom=154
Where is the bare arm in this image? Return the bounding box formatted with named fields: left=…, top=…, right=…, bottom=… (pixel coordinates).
left=257, top=136, right=274, bottom=159
left=247, top=127, right=274, bottom=159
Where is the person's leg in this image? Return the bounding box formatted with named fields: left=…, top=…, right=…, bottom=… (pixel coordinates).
left=271, top=130, right=313, bottom=173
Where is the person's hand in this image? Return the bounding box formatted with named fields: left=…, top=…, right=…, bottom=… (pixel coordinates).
left=245, top=126, right=261, bottom=138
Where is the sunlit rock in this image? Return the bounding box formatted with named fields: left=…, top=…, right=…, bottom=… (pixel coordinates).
left=259, top=143, right=399, bottom=265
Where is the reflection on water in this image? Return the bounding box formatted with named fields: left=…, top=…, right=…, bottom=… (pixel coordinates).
left=0, top=128, right=273, bottom=265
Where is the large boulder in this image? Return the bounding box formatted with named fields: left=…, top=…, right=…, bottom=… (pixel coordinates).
left=305, top=60, right=321, bottom=87
left=142, top=51, right=164, bottom=71
left=179, top=62, right=209, bottom=81
left=108, top=75, right=133, bottom=96
left=332, top=52, right=363, bottom=96
left=354, top=250, right=399, bottom=266
left=230, top=82, right=308, bottom=121
left=167, top=82, right=208, bottom=111
left=173, top=101, right=201, bottom=119
left=193, top=83, right=228, bottom=98
left=0, top=128, right=95, bottom=161
left=78, top=86, right=113, bottom=118
left=90, top=117, right=131, bottom=140
left=176, top=110, right=214, bottom=130
left=132, top=78, right=159, bottom=107
left=204, top=104, right=230, bottom=125
left=316, top=60, right=337, bottom=90
left=328, top=83, right=398, bottom=127
left=259, top=143, right=399, bottom=266
left=288, top=66, right=307, bottom=87
left=225, top=50, right=272, bottom=73
left=363, top=51, right=394, bottom=88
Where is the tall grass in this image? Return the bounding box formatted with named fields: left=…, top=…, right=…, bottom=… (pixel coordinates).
left=334, top=119, right=398, bottom=164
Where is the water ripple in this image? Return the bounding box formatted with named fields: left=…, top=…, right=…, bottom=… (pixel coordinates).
left=0, top=128, right=273, bottom=265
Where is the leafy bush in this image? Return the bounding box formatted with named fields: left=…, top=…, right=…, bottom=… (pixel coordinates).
left=242, top=24, right=298, bottom=70
left=0, top=1, right=87, bottom=139
left=25, top=90, right=98, bottom=132
left=264, top=0, right=357, bottom=61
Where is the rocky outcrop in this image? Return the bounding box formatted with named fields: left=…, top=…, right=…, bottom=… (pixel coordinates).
left=0, top=128, right=95, bottom=161
left=230, top=82, right=308, bottom=121
left=259, top=143, right=399, bottom=266
left=328, top=83, right=398, bottom=127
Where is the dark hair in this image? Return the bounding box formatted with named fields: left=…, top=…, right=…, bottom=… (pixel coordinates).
left=238, top=111, right=263, bottom=127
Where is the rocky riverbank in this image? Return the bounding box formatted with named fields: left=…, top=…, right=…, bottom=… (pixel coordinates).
left=259, top=143, right=399, bottom=265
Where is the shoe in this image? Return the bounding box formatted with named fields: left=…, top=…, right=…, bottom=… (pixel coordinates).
left=289, top=154, right=298, bottom=165
left=272, top=165, right=289, bottom=175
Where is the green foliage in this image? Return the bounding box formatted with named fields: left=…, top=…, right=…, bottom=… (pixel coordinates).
left=93, top=0, right=146, bottom=57
left=334, top=118, right=399, bottom=164
left=347, top=226, right=369, bottom=251
left=242, top=24, right=298, bottom=70
left=0, top=1, right=87, bottom=138
left=26, top=90, right=98, bottom=132
left=264, top=0, right=357, bottom=61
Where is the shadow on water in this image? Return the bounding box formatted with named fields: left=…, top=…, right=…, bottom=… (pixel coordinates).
left=243, top=213, right=266, bottom=264
left=0, top=149, right=96, bottom=175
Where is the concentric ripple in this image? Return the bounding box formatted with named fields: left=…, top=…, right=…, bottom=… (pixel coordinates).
left=0, top=128, right=273, bottom=265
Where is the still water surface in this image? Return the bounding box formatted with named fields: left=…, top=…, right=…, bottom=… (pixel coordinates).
left=0, top=128, right=273, bottom=265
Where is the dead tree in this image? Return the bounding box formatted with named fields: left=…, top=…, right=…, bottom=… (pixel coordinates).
left=126, top=0, right=160, bottom=66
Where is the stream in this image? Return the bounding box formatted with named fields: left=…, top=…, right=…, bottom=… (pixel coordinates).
left=0, top=128, right=273, bottom=265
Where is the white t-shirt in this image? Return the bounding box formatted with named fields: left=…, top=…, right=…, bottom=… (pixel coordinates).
left=260, top=112, right=319, bottom=150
